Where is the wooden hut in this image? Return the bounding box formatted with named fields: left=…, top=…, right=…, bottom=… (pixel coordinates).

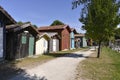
left=35, top=33, right=50, bottom=55
left=0, top=6, right=16, bottom=60
left=70, top=28, right=77, bottom=49
left=75, top=33, right=87, bottom=48
left=6, top=22, right=39, bottom=60
left=47, top=32, right=60, bottom=52
left=38, top=25, right=71, bottom=51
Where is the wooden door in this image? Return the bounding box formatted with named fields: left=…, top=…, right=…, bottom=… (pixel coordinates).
left=53, top=39, right=56, bottom=52
left=29, top=37, right=35, bottom=56
left=72, top=39, right=74, bottom=48
left=21, top=35, right=27, bottom=58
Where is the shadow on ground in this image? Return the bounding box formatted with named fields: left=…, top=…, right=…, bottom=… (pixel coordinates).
left=45, top=53, right=70, bottom=57
left=10, top=73, right=47, bottom=80
left=45, top=48, right=97, bottom=59
left=45, top=52, right=95, bottom=59
left=0, top=49, right=96, bottom=80
left=0, top=61, right=47, bottom=80
left=64, top=53, right=85, bottom=58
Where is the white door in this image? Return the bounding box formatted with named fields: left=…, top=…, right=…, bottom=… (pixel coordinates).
left=0, top=28, right=3, bottom=58
left=44, top=40, right=48, bottom=53
left=53, top=39, right=56, bottom=52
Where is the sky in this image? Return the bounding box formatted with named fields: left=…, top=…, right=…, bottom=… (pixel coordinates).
left=0, top=0, right=85, bottom=33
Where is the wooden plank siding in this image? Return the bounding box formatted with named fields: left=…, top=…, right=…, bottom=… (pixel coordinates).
left=35, top=34, right=50, bottom=55
left=74, top=33, right=87, bottom=48
left=49, top=38, right=59, bottom=53
left=0, top=6, right=16, bottom=60
left=6, top=31, right=36, bottom=60
left=6, top=22, right=39, bottom=60
left=61, top=27, right=70, bottom=50
left=70, top=28, right=77, bottom=49
left=38, top=25, right=71, bottom=51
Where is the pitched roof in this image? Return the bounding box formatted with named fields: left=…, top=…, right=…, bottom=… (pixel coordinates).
left=6, top=22, right=30, bottom=29
left=74, top=33, right=85, bottom=37
left=6, top=22, right=39, bottom=35
left=38, top=25, right=69, bottom=30
left=39, top=32, right=61, bottom=39
left=70, top=28, right=77, bottom=33
left=0, top=6, right=16, bottom=24
left=38, top=33, right=51, bottom=40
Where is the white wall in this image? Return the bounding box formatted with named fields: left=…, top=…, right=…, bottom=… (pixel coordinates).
left=0, top=28, right=3, bottom=58
left=36, top=37, right=48, bottom=55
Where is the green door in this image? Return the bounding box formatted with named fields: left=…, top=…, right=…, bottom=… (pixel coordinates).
left=29, top=37, right=35, bottom=56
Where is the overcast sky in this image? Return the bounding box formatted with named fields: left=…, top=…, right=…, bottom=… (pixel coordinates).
left=0, top=0, right=85, bottom=33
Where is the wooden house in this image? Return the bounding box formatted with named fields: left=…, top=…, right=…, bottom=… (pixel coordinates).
left=6, top=22, right=39, bottom=60
left=38, top=25, right=71, bottom=51
left=35, top=33, right=50, bottom=55
left=47, top=32, right=60, bottom=52
left=0, top=6, right=16, bottom=60
left=70, top=28, right=77, bottom=49
left=75, top=33, right=87, bottom=48
left=36, top=32, right=60, bottom=53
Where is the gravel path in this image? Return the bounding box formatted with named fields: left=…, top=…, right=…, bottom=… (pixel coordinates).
left=10, top=50, right=93, bottom=80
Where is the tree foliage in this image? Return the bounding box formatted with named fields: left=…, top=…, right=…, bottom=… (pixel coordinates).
left=50, top=20, right=64, bottom=26
left=32, top=25, right=38, bottom=28
left=17, top=21, right=24, bottom=25
left=72, top=0, right=120, bottom=58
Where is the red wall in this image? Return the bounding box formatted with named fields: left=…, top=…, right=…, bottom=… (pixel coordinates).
left=61, top=28, right=70, bottom=50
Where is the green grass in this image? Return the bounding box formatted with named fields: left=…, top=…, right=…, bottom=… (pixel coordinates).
left=76, top=47, right=120, bottom=80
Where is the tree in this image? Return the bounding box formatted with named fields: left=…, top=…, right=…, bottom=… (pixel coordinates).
left=32, top=25, right=38, bottom=28
left=17, top=21, right=24, bottom=25
left=72, top=0, right=120, bottom=58
left=50, top=20, right=64, bottom=26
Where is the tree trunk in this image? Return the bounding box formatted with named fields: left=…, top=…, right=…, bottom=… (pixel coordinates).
left=97, top=41, right=101, bottom=58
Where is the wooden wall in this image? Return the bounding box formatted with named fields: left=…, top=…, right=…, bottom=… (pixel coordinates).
left=61, top=28, right=70, bottom=50
left=6, top=30, right=36, bottom=60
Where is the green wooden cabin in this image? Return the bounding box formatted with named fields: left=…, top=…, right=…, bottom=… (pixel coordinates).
left=6, top=22, right=39, bottom=60
left=75, top=33, right=87, bottom=48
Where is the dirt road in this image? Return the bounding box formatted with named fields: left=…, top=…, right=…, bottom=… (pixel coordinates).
left=10, top=50, right=93, bottom=80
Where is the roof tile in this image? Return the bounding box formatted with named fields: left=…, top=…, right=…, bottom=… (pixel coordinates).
left=38, top=25, right=66, bottom=30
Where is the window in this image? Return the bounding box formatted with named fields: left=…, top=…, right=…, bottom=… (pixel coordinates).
left=22, top=36, right=27, bottom=44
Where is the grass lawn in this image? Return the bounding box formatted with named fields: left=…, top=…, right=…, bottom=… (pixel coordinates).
left=76, top=47, right=120, bottom=80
